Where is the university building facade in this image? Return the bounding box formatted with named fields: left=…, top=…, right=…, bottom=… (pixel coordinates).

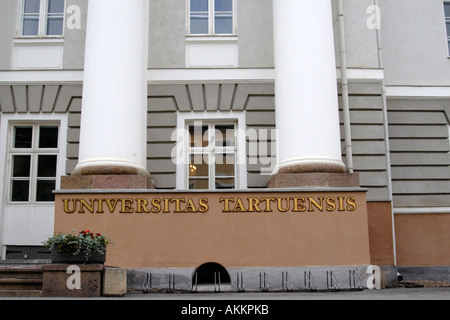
left=0, top=0, right=449, bottom=289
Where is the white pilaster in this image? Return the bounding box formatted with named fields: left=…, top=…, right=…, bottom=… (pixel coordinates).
left=75, top=0, right=149, bottom=174
left=273, top=0, right=346, bottom=173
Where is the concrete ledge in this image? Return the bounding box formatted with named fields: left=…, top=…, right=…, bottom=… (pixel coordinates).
left=398, top=266, right=450, bottom=282
left=127, top=265, right=398, bottom=293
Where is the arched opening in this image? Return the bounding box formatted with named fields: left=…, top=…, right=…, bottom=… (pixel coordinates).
left=192, top=262, right=231, bottom=290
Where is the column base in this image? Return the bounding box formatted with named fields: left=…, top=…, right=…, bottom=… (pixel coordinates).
left=268, top=172, right=360, bottom=188
left=61, top=165, right=155, bottom=190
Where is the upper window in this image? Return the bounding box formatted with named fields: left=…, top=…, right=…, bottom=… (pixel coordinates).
left=188, top=0, right=235, bottom=35
left=8, top=124, right=59, bottom=203
left=20, top=0, right=65, bottom=37
left=445, top=1, right=450, bottom=54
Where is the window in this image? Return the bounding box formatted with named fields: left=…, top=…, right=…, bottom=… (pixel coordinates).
left=187, top=122, right=236, bottom=189
left=8, top=124, right=59, bottom=203
left=188, top=0, right=235, bottom=35
left=20, top=0, right=65, bottom=36
left=445, top=1, right=450, bottom=54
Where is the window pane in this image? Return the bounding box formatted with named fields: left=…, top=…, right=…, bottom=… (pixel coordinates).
left=23, top=15, right=40, bottom=35
left=48, top=0, right=64, bottom=13
left=189, top=125, right=209, bottom=147
left=39, top=126, right=58, bottom=148
left=11, top=180, right=30, bottom=202
left=189, top=178, right=209, bottom=190
left=447, top=21, right=450, bottom=36
left=46, top=16, right=64, bottom=35
left=215, top=0, right=232, bottom=12
left=215, top=153, right=234, bottom=177
left=37, top=155, right=57, bottom=177
left=24, top=0, right=41, bottom=13
left=215, top=13, right=233, bottom=34
left=215, top=125, right=235, bottom=147
left=215, top=178, right=234, bottom=189
left=14, top=127, right=33, bottom=148
left=191, top=0, right=208, bottom=11
left=12, top=155, right=31, bottom=177
left=190, top=12, right=209, bottom=34
left=36, top=180, right=56, bottom=202
left=189, top=154, right=209, bottom=177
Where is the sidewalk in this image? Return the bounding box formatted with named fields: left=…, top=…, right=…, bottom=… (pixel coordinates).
left=121, top=287, right=450, bottom=300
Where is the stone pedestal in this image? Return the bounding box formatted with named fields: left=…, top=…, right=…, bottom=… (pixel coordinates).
left=61, top=174, right=154, bottom=190
left=269, top=172, right=361, bottom=188
left=42, top=264, right=103, bottom=298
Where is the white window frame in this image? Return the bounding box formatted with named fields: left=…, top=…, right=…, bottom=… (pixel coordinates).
left=187, top=121, right=237, bottom=190
left=175, top=112, right=247, bottom=190
left=0, top=114, right=67, bottom=207
left=187, top=0, right=237, bottom=36
left=18, top=0, right=66, bottom=38
left=7, top=122, right=60, bottom=204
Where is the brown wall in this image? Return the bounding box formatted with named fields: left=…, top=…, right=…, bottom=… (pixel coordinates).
left=395, top=214, right=450, bottom=266
left=54, top=190, right=372, bottom=269
left=366, top=202, right=395, bottom=266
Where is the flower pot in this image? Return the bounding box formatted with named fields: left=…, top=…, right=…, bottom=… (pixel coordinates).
left=50, top=246, right=106, bottom=264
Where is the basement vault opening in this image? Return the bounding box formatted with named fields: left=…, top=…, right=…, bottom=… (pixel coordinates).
left=192, top=262, right=231, bottom=289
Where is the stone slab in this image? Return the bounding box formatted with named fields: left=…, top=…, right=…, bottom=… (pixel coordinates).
left=42, top=264, right=103, bottom=297
left=61, top=174, right=155, bottom=190
left=102, top=267, right=127, bottom=297
left=268, top=172, right=360, bottom=188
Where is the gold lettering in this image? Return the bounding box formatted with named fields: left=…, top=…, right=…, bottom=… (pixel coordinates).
left=151, top=198, right=162, bottom=213
left=79, top=199, right=94, bottom=213
left=337, top=197, right=345, bottom=211
left=105, top=199, right=119, bottom=213
left=233, top=198, right=247, bottom=212
left=120, top=199, right=134, bottom=213
left=346, top=196, right=357, bottom=211
left=63, top=199, right=76, bottom=214
left=96, top=199, right=105, bottom=213
left=220, top=197, right=234, bottom=212
left=184, top=198, right=198, bottom=212
left=260, top=197, right=276, bottom=212
left=326, top=197, right=336, bottom=212
left=248, top=198, right=262, bottom=212
left=308, top=197, right=324, bottom=212
left=136, top=198, right=150, bottom=213
left=198, top=198, right=209, bottom=213
left=163, top=198, right=170, bottom=213
left=170, top=198, right=185, bottom=213
left=277, top=198, right=290, bottom=212
left=292, top=197, right=306, bottom=212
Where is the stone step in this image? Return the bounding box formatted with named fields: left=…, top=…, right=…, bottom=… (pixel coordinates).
left=0, top=278, right=43, bottom=290
left=0, top=290, right=42, bottom=297
left=0, top=265, right=44, bottom=297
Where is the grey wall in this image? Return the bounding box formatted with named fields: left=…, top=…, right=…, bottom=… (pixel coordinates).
left=380, top=0, right=450, bottom=85
left=237, top=0, right=274, bottom=68
left=148, top=0, right=186, bottom=68
left=0, top=0, right=18, bottom=70
left=63, top=0, right=88, bottom=70
left=333, top=0, right=380, bottom=69
left=387, top=99, right=450, bottom=207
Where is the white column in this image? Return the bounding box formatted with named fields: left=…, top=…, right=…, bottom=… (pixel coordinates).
left=273, top=0, right=346, bottom=174
left=75, top=0, right=149, bottom=175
